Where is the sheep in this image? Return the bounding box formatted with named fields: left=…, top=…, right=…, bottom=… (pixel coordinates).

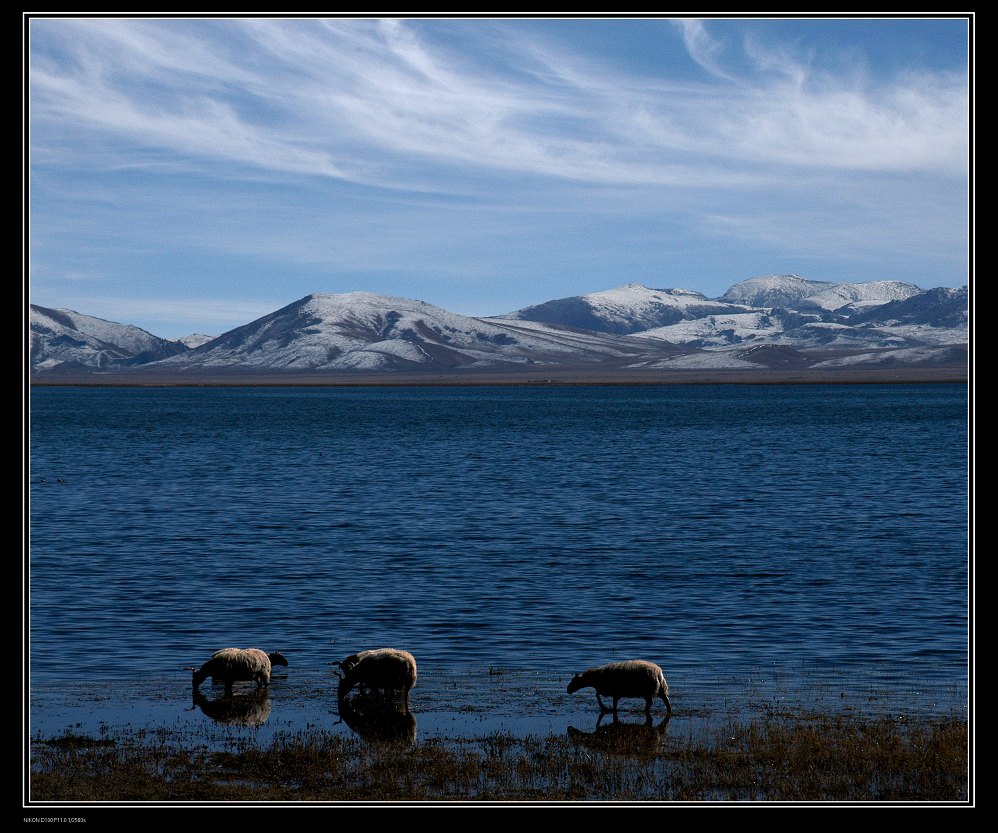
left=566, top=660, right=672, bottom=715
left=190, top=648, right=289, bottom=697
left=336, top=648, right=417, bottom=713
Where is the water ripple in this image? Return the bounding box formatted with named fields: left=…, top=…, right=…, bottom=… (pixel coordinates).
left=29, top=384, right=968, bottom=691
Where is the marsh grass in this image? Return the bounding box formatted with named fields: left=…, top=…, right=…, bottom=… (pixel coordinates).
left=30, top=711, right=967, bottom=803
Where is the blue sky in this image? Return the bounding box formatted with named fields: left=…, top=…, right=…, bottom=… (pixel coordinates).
left=28, top=16, right=971, bottom=339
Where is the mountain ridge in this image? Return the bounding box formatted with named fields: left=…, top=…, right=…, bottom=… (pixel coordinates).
left=29, top=277, right=969, bottom=377
left=30, top=304, right=190, bottom=371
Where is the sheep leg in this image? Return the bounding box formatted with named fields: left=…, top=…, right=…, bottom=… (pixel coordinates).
left=644, top=695, right=653, bottom=714
left=596, top=693, right=610, bottom=712
left=612, top=696, right=620, bottom=713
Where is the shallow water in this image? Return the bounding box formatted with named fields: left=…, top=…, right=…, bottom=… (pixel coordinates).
left=28, top=384, right=968, bottom=740
left=30, top=658, right=967, bottom=754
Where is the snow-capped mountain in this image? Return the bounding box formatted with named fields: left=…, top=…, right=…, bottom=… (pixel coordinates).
left=30, top=304, right=189, bottom=372
left=718, top=275, right=837, bottom=308
left=154, top=291, right=688, bottom=373
left=850, top=286, right=968, bottom=328
left=504, top=283, right=751, bottom=334
left=28, top=277, right=968, bottom=378
left=632, top=281, right=964, bottom=350
left=715, top=273, right=924, bottom=310
left=768, top=286, right=969, bottom=349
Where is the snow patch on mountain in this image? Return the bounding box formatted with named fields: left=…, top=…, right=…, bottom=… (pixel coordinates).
left=176, top=333, right=215, bottom=348
left=585, top=283, right=710, bottom=310
left=633, top=311, right=785, bottom=347
left=801, top=280, right=924, bottom=311
left=810, top=345, right=968, bottom=368
left=870, top=323, right=969, bottom=346
left=772, top=321, right=913, bottom=349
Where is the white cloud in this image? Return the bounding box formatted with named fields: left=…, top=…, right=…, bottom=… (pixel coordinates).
left=29, top=18, right=969, bottom=191
left=674, top=19, right=739, bottom=82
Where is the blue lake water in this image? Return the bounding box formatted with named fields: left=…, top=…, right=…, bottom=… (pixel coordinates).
left=28, top=384, right=969, bottom=733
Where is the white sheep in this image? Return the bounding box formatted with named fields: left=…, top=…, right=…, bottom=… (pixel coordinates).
left=336, top=648, right=417, bottom=712
left=190, top=648, right=289, bottom=697
left=566, top=660, right=672, bottom=715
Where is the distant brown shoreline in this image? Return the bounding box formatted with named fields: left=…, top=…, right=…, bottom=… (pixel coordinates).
left=29, top=365, right=968, bottom=387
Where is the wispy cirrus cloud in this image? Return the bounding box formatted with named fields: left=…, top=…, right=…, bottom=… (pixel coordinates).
left=29, top=18, right=968, bottom=190
left=674, top=19, right=739, bottom=82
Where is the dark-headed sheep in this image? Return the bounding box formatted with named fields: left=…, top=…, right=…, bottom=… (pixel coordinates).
left=567, top=660, right=672, bottom=715
left=191, top=648, right=288, bottom=697
left=336, top=648, right=417, bottom=713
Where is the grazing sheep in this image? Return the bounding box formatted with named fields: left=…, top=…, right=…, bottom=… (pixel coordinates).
left=567, top=660, right=672, bottom=715
left=191, top=648, right=288, bottom=697
left=336, top=648, right=417, bottom=713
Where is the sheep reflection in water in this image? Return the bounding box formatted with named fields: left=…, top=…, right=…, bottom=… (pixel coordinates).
left=335, top=693, right=418, bottom=746
left=567, top=712, right=671, bottom=760
left=191, top=689, right=273, bottom=727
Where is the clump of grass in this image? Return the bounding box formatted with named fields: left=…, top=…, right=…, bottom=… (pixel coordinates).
left=29, top=713, right=968, bottom=802
left=42, top=734, right=116, bottom=751
left=668, top=714, right=968, bottom=801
